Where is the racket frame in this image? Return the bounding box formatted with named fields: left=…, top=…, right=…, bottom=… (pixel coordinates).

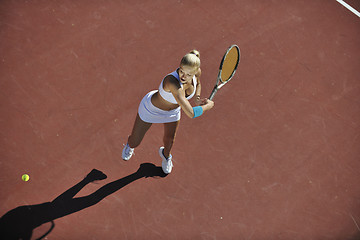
left=209, top=44, right=240, bottom=100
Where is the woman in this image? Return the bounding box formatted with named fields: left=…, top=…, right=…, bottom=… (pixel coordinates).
left=122, top=50, right=214, bottom=174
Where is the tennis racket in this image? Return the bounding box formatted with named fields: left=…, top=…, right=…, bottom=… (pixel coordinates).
left=209, top=45, right=240, bottom=100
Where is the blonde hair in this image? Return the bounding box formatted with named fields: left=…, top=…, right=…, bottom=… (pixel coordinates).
left=180, top=49, right=200, bottom=69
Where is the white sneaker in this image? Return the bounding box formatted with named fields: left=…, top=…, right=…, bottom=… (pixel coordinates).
left=159, top=147, right=173, bottom=174
left=122, top=143, right=134, bottom=161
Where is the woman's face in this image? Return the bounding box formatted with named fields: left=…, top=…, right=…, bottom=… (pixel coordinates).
left=179, top=65, right=197, bottom=84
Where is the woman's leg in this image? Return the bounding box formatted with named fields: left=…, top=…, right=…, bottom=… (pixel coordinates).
left=162, top=120, right=180, bottom=158
left=128, top=114, right=152, bottom=148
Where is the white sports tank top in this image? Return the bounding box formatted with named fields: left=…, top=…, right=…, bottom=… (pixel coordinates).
left=158, top=69, right=197, bottom=104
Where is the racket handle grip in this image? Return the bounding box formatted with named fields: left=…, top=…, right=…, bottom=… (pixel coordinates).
left=209, top=87, right=218, bottom=101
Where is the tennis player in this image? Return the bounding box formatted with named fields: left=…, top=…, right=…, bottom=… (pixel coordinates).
left=122, top=50, right=214, bottom=174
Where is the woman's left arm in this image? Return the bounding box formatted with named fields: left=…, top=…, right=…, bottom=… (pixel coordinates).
left=195, top=68, right=202, bottom=105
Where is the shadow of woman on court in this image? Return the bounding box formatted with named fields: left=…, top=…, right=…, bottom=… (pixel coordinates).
left=0, top=163, right=167, bottom=240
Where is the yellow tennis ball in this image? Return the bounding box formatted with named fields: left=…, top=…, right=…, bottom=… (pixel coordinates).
left=22, top=174, right=30, bottom=182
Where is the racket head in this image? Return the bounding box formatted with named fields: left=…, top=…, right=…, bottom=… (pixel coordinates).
left=219, top=45, right=240, bottom=83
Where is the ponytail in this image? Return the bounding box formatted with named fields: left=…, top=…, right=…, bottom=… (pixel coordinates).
left=189, top=49, right=200, bottom=59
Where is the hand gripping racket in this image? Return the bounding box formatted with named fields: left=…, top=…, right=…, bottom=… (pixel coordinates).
left=209, top=45, right=240, bottom=100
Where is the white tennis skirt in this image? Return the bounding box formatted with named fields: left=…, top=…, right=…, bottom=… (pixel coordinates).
left=138, top=90, right=181, bottom=123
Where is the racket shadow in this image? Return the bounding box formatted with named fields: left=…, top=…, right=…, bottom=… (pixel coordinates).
left=0, top=163, right=167, bottom=240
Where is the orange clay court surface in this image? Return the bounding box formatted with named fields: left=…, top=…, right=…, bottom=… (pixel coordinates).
left=0, top=1, right=360, bottom=239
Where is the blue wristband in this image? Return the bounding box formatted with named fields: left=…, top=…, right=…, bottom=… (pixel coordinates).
left=192, top=106, right=203, bottom=118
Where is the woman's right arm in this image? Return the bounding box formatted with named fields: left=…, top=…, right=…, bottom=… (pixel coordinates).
left=165, top=76, right=214, bottom=118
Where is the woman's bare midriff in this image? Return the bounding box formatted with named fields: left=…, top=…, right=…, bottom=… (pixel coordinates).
left=151, top=92, right=179, bottom=111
